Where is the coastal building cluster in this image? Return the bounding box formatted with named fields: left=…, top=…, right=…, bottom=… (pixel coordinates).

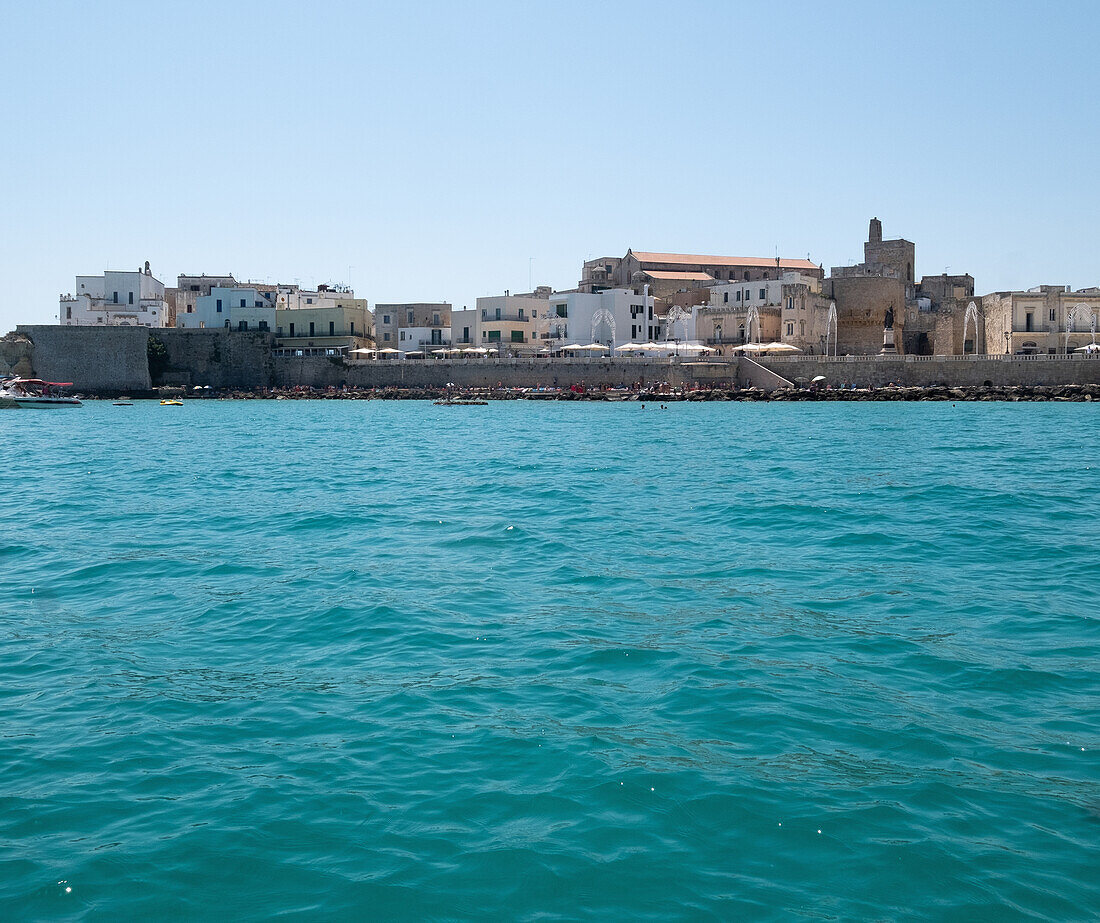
left=57, top=220, right=1100, bottom=358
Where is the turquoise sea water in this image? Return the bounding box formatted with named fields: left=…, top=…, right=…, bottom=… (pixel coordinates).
left=1, top=400, right=1098, bottom=920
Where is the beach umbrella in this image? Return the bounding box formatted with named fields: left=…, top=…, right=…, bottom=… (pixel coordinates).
left=614, top=343, right=645, bottom=352
left=431, top=348, right=449, bottom=356
left=811, top=375, right=827, bottom=383
left=1073, top=343, right=1100, bottom=353
left=349, top=347, right=375, bottom=355
left=761, top=342, right=801, bottom=353
left=561, top=344, right=586, bottom=351
left=580, top=343, right=609, bottom=352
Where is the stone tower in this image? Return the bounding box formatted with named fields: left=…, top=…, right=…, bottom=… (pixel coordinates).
left=868, top=217, right=882, bottom=245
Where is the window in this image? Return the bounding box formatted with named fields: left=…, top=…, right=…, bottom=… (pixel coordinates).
left=433, top=313, right=440, bottom=325
left=1025, top=312, right=1034, bottom=332
left=383, top=332, right=390, bottom=341
left=407, top=310, right=414, bottom=324
left=632, top=324, right=638, bottom=338
left=605, top=264, right=612, bottom=273
left=511, top=330, right=523, bottom=342
left=309, top=322, right=315, bottom=336
left=495, top=308, right=501, bottom=320
left=289, top=323, right=295, bottom=336
left=186, top=305, right=193, bottom=313
left=216, top=299, right=223, bottom=312
left=255, top=301, right=262, bottom=308
left=383, top=315, right=390, bottom=325
left=329, top=321, right=335, bottom=336
left=488, top=330, right=501, bottom=341
left=128, top=291, right=134, bottom=304
left=66, top=305, right=71, bottom=319
left=518, top=309, right=525, bottom=320
left=113, top=291, right=119, bottom=304
left=400, top=330, right=406, bottom=341
left=556, top=305, right=567, bottom=318
left=786, top=323, right=793, bottom=335
left=190, top=285, right=199, bottom=292
left=743, top=271, right=750, bottom=281
left=277, top=327, right=284, bottom=336
left=306, top=298, right=313, bottom=304
left=723, top=292, right=729, bottom=304
left=736, top=291, right=741, bottom=302
left=225, top=320, right=230, bottom=328
left=238, top=320, right=248, bottom=331
left=799, top=320, right=805, bottom=336
left=462, top=326, right=469, bottom=342
left=259, top=321, right=269, bottom=331
left=431, top=329, right=442, bottom=344
left=759, top=288, right=766, bottom=300
left=787, top=297, right=794, bottom=310
left=1050, top=308, right=1056, bottom=322
left=350, top=322, right=355, bottom=335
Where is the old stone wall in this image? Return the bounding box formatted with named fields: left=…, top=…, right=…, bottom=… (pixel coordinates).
left=755, top=355, right=1100, bottom=389
left=823, top=276, right=907, bottom=355
left=16, top=324, right=152, bottom=391
left=273, top=356, right=688, bottom=390
left=154, top=328, right=276, bottom=389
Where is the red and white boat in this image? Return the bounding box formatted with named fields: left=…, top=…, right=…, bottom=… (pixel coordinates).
left=0, top=377, right=82, bottom=408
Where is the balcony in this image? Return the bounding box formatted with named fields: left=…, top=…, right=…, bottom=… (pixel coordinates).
left=481, top=312, right=529, bottom=322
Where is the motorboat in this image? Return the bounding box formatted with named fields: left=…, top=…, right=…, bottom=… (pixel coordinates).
left=0, top=377, right=82, bottom=409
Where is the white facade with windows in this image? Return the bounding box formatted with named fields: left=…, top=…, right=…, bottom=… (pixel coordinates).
left=450, top=308, right=479, bottom=346
left=60, top=263, right=168, bottom=327
left=175, top=286, right=275, bottom=331
left=546, top=288, right=655, bottom=348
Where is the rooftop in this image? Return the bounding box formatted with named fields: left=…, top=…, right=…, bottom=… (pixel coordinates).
left=629, top=250, right=820, bottom=271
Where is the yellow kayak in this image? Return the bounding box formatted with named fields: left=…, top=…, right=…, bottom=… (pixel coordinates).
left=160, top=399, right=183, bottom=406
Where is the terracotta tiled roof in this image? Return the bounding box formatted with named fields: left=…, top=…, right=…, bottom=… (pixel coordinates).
left=630, top=250, right=819, bottom=271
left=641, top=271, right=715, bottom=281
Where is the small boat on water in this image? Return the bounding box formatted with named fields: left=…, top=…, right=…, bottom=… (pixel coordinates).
left=113, top=398, right=134, bottom=406
left=434, top=398, right=488, bottom=406
left=160, top=399, right=183, bottom=406
left=0, top=377, right=82, bottom=409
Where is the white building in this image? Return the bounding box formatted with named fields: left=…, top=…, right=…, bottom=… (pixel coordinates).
left=476, top=293, right=546, bottom=353
left=397, top=325, right=451, bottom=355
left=60, top=262, right=168, bottom=327
left=175, top=286, right=275, bottom=331
left=451, top=308, right=479, bottom=347
left=546, top=288, right=656, bottom=349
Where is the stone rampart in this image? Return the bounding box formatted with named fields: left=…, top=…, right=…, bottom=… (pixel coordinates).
left=273, top=356, right=685, bottom=390
left=16, top=325, right=152, bottom=391
left=756, top=354, right=1100, bottom=388
left=154, top=328, right=276, bottom=389
left=9, top=326, right=1100, bottom=393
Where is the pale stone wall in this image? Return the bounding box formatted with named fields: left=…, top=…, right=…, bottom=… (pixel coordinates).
left=823, top=275, right=906, bottom=355
left=17, top=324, right=152, bottom=390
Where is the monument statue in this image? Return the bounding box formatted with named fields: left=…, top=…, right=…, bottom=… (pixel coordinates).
left=884, top=307, right=894, bottom=330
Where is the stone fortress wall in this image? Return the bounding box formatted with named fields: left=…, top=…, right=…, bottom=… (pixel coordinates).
left=8, top=326, right=1100, bottom=393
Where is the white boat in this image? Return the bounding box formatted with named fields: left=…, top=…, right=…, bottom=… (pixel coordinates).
left=0, top=377, right=83, bottom=409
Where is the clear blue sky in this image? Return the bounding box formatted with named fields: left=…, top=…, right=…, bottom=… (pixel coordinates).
left=2, top=0, right=1097, bottom=332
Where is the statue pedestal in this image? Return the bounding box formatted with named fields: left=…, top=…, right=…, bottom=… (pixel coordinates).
left=880, top=327, right=898, bottom=355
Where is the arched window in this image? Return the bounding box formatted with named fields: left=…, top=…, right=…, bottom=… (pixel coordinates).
left=743, top=271, right=750, bottom=281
